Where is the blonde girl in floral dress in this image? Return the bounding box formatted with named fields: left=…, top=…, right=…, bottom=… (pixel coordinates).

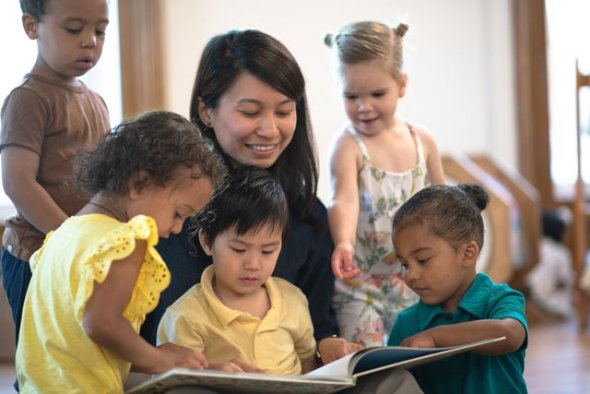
left=325, top=21, right=445, bottom=347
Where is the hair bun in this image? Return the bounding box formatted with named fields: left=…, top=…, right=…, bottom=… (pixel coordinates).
left=394, top=23, right=409, bottom=38
left=458, top=183, right=490, bottom=211
left=324, top=33, right=334, bottom=47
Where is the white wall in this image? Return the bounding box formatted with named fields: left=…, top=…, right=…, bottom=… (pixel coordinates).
left=160, top=0, right=517, bottom=203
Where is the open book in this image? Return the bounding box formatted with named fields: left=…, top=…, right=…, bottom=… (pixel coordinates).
left=126, top=337, right=505, bottom=394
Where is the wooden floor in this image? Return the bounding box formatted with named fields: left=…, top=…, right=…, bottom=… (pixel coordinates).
left=0, top=315, right=588, bottom=393
left=524, top=314, right=590, bottom=394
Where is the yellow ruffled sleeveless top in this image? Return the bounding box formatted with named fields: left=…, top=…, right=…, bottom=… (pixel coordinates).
left=16, top=214, right=169, bottom=393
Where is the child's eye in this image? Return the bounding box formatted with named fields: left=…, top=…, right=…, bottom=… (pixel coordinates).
left=66, top=28, right=82, bottom=34
left=372, top=92, right=386, bottom=98
left=96, top=30, right=106, bottom=36
left=262, top=249, right=276, bottom=255
left=400, top=264, right=408, bottom=278
left=344, top=94, right=358, bottom=100
left=231, top=247, right=246, bottom=253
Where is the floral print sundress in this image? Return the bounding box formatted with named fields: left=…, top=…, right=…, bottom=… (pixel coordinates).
left=333, top=124, right=430, bottom=346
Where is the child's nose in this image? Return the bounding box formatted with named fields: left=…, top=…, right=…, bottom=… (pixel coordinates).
left=356, top=98, right=370, bottom=111
left=406, top=266, right=419, bottom=282
left=244, top=255, right=261, bottom=271
left=170, top=219, right=184, bottom=235
left=81, top=32, right=97, bottom=48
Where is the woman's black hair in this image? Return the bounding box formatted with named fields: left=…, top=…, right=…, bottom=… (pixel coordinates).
left=189, top=29, right=318, bottom=223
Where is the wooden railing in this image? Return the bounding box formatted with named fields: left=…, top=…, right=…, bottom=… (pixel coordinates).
left=442, top=152, right=542, bottom=289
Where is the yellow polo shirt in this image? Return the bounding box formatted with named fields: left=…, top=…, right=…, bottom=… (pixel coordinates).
left=158, top=266, right=316, bottom=375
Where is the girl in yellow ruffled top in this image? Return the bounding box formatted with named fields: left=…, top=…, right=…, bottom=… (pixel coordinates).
left=15, top=110, right=226, bottom=393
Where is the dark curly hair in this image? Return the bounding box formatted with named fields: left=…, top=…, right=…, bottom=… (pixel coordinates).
left=392, top=183, right=490, bottom=250
left=20, top=0, right=46, bottom=20
left=73, top=110, right=226, bottom=198
left=195, top=166, right=289, bottom=245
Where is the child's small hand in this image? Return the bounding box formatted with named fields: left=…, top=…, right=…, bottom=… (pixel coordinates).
left=210, top=359, right=263, bottom=373
left=318, top=336, right=363, bottom=365
left=331, top=244, right=360, bottom=280
left=157, top=342, right=209, bottom=371
left=400, top=332, right=436, bottom=348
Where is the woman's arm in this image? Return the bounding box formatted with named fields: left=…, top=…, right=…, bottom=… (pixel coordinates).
left=288, top=205, right=339, bottom=342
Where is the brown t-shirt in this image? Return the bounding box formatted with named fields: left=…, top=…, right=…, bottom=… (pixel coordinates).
left=0, top=73, right=110, bottom=260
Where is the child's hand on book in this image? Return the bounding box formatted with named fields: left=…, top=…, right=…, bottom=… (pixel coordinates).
left=209, top=359, right=264, bottom=373
left=156, top=342, right=209, bottom=372
left=318, top=336, right=363, bottom=365
left=400, top=332, right=436, bottom=348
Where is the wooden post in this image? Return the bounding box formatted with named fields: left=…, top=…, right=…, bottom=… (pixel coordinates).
left=118, top=0, right=165, bottom=118
left=574, top=61, right=590, bottom=330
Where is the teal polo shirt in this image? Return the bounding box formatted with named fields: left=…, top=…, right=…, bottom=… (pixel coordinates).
left=388, top=273, right=528, bottom=394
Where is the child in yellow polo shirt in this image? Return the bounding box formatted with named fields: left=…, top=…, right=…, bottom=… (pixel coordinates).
left=158, top=166, right=318, bottom=374
left=157, top=165, right=423, bottom=393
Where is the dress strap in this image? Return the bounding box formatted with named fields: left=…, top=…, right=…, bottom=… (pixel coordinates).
left=346, top=128, right=371, bottom=164
left=407, top=123, right=426, bottom=164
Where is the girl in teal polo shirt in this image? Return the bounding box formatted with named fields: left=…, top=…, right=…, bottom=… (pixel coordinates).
left=388, top=184, right=527, bottom=394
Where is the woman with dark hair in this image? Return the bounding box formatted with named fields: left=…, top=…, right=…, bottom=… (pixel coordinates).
left=141, top=29, right=360, bottom=364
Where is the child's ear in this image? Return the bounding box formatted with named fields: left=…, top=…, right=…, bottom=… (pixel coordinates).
left=22, top=13, right=39, bottom=39
left=461, top=240, right=480, bottom=267
left=398, top=73, right=408, bottom=98
left=198, top=230, right=213, bottom=256
left=128, top=171, right=150, bottom=200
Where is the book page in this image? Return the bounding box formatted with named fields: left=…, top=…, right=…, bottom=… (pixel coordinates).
left=303, top=345, right=447, bottom=380
left=306, top=336, right=506, bottom=380
left=304, top=353, right=356, bottom=380
left=126, top=368, right=354, bottom=394
left=353, top=336, right=506, bottom=378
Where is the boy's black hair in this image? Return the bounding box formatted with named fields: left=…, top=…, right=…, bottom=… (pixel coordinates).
left=20, top=0, right=46, bottom=20
left=196, top=166, right=289, bottom=244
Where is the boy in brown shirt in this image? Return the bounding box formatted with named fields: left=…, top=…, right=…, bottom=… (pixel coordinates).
left=0, top=0, right=110, bottom=356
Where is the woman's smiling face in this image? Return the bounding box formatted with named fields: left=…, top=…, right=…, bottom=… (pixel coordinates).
left=201, top=72, right=297, bottom=169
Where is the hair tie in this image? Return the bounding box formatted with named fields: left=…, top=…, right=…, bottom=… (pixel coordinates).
left=394, top=23, right=409, bottom=38
left=324, top=33, right=334, bottom=47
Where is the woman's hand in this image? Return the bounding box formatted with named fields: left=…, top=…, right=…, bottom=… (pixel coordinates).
left=317, top=336, right=363, bottom=365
